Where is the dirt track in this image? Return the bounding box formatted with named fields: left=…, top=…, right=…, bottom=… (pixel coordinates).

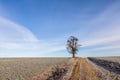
left=30, top=58, right=100, bottom=80
left=69, top=58, right=100, bottom=80
left=69, top=58, right=80, bottom=80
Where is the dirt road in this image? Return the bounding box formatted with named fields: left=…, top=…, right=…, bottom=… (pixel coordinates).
left=69, top=58, right=100, bottom=80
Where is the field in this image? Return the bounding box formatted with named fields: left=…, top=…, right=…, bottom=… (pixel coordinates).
left=94, top=56, right=120, bottom=63
left=0, top=58, right=68, bottom=80
left=88, top=57, right=120, bottom=80
left=0, top=57, right=120, bottom=80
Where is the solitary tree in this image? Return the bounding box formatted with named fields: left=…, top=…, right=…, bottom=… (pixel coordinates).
left=66, top=36, right=81, bottom=58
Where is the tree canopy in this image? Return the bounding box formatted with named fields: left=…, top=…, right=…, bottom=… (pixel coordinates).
left=66, top=36, right=81, bottom=58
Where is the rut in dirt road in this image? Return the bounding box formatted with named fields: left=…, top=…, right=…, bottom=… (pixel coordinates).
left=69, top=58, right=100, bottom=80
left=69, top=59, right=80, bottom=80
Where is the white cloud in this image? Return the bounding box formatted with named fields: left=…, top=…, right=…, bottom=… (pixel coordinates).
left=0, top=16, right=39, bottom=50
left=0, top=17, right=65, bottom=56
left=0, top=42, right=20, bottom=49
left=0, top=16, right=38, bottom=42
left=93, top=45, right=120, bottom=51
left=82, top=35, right=120, bottom=47
left=80, top=2, right=120, bottom=51
left=1, top=2, right=120, bottom=57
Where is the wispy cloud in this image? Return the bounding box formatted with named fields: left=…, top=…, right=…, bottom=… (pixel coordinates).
left=0, top=1, right=120, bottom=57
left=0, top=17, right=65, bottom=56
left=82, top=36, right=120, bottom=47
left=80, top=2, right=120, bottom=53
left=0, top=16, right=39, bottom=51
left=93, top=45, right=120, bottom=51
left=0, top=16, right=38, bottom=42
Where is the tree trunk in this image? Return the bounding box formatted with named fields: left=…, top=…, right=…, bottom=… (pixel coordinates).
left=72, top=53, right=75, bottom=58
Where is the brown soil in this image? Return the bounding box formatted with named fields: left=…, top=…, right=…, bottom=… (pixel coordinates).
left=69, top=58, right=100, bottom=80
left=69, top=58, right=80, bottom=80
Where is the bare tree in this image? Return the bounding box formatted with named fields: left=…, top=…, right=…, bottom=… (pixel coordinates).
left=66, top=36, right=81, bottom=58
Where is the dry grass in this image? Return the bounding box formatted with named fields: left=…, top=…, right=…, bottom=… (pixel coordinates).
left=88, top=57, right=120, bottom=80
left=95, top=57, right=120, bottom=63
left=0, top=58, right=68, bottom=80
left=31, top=58, right=77, bottom=80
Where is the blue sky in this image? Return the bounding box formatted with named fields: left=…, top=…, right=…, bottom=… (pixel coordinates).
left=0, top=0, right=120, bottom=57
